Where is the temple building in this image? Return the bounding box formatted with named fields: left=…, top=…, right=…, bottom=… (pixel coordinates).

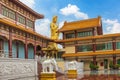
left=0, top=0, right=53, bottom=59
left=56, top=16, right=120, bottom=70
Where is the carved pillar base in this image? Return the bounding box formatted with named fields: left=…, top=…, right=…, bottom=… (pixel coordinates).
left=40, top=72, right=56, bottom=80
left=67, top=70, right=77, bottom=79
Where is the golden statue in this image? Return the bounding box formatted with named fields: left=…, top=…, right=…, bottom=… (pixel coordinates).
left=50, top=16, right=59, bottom=40
left=42, top=16, right=59, bottom=58
left=49, top=16, right=59, bottom=51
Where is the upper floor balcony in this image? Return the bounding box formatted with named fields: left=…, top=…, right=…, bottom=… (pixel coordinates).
left=0, top=5, right=34, bottom=31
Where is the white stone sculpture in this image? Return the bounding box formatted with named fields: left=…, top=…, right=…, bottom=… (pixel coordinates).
left=68, top=61, right=77, bottom=70
left=42, top=58, right=58, bottom=73
left=65, top=61, right=84, bottom=74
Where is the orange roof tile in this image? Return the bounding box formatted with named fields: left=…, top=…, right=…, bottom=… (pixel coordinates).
left=59, top=16, right=101, bottom=32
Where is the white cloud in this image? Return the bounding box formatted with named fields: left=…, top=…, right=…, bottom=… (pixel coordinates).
left=103, top=19, right=120, bottom=34
left=19, top=0, right=35, bottom=8
left=60, top=4, right=88, bottom=19
left=35, top=19, right=50, bottom=37
left=59, top=21, right=64, bottom=29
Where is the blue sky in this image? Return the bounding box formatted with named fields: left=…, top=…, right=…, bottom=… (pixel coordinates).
left=20, top=0, right=120, bottom=37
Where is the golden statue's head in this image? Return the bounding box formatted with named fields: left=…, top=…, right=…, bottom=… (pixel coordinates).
left=52, top=16, right=57, bottom=23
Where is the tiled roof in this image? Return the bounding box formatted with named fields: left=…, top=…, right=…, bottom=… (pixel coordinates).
left=59, top=16, right=101, bottom=32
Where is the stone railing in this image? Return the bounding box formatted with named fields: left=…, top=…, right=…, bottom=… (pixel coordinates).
left=0, top=58, right=38, bottom=80
left=0, top=50, right=16, bottom=58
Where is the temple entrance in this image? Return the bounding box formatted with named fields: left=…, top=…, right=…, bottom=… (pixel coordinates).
left=12, top=40, right=25, bottom=58
left=28, top=44, right=34, bottom=59
left=104, top=59, right=108, bottom=69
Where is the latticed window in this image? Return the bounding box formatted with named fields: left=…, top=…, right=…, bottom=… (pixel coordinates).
left=116, top=42, right=120, bottom=49
left=77, top=31, right=92, bottom=37
left=76, top=44, right=93, bottom=52
left=96, top=42, right=112, bottom=51
left=2, top=6, right=15, bottom=20
left=66, top=33, right=75, bottom=39
left=18, top=14, right=25, bottom=24
left=26, top=19, right=33, bottom=28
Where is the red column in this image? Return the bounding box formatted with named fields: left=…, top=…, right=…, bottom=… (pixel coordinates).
left=92, top=28, right=95, bottom=36
left=62, top=32, right=65, bottom=48
left=113, top=55, right=116, bottom=65
left=33, top=22, right=35, bottom=31
left=74, top=30, right=77, bottom=38
left=25, top=35, right=28, bottom=59
left=93, top=40, right=96, bottom=52
left=9, top=28, right=12, bottom=58
left=34, top=37, right=36, bottom=59
left=63, top=32, right=65, bottom=40
left=112, top=38, right=116, bottom=51
left=93, top=56, right=96, bottom=65
left=75, top=30, right=77, bottom=53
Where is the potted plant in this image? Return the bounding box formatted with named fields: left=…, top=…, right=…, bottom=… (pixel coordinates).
left=109, top=61, right=114, bottom=69
left=109, top=61, right=120, bottom=70
left=113, top=64, right=119, bottom=69
left=89, top=62, right=99, bottom=71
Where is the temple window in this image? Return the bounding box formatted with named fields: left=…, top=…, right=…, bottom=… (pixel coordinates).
left=76, top=44, right=93, bottom=52
left=77, top=31, right=92, bottom=37
left=66, top=33, right=75, bottom=39
left=116, top=42, right=120, bottom=49
left=96, top=42, right=112, bottom=51
left=26, top=19, right=34, bottom=28
left=18, top=14, right=25, bottom=25
left=2, top=6, right=15, bottom=20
